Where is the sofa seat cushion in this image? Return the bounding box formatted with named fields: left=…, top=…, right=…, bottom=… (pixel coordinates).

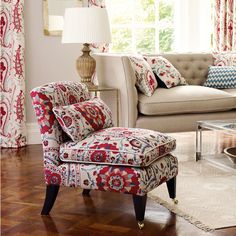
left=222, top=88, right=236, bottom=97
left=59, top=127, right=176, bottom=167
left=138, top=85, right=236, bottom=115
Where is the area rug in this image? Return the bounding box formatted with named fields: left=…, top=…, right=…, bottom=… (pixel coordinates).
left=148, top=160, right=236, bottom=232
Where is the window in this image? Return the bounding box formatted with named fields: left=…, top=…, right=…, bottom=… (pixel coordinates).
left=173, top=0, right=212, bottom=52
left=106, top=0, right=174, bottom=53
left=106, top=0, right=212, bottom=53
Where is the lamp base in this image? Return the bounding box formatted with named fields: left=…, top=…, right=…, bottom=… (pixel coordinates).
left=76, top=43, right=96, bottom=87
left=83, top=82, right=98, bottom=89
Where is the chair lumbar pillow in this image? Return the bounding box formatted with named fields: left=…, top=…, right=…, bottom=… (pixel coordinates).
left=30, top=81, right=178, bottom=229
left=53, top=97, right=113, bottom=142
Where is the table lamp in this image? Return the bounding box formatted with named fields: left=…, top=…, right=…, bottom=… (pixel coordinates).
left=62, top=7, right=111, bottom=88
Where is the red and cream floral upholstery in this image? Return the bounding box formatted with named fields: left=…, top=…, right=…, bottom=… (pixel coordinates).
left=60, top=127, right=176, bottom=167
left=53, top=97, right=113, bottom=142
left=30, top=81, right=90, bottom=184
left=129, top=56, right=158, bottom=96
left=56, top=153, right=177, bottom=195
left=213, top=52, right=236, bottom=66
left=144, top=56, right=187, bottom=88
left=30, top=81, right=178, bottom=196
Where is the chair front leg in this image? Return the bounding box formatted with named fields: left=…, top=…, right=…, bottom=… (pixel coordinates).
left=82, top=189, right=91, bottom=196
left=132, top=194, right=147, bottom=229
left=166, top=176, right=178, bottom=204
left=41, top=185, right=60, bottom=215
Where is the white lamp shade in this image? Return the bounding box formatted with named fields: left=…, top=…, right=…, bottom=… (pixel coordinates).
left=62, top=7, right=111, bottom=44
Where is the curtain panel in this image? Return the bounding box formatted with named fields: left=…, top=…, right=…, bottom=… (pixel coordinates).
left=214, top=0, right=236, bottom=51
left=0, top=0, right=26, bottom=148
left=89, top=0, right=106, bottom=8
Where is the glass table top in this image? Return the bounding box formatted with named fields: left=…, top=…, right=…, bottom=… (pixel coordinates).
left=197, top=119, right=236, bottom=134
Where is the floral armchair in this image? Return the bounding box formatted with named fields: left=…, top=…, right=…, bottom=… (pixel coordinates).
left=30, top=81, right=178, bottom=229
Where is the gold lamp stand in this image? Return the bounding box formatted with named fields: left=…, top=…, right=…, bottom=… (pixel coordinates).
left=76, top=43, right=97, bottom=88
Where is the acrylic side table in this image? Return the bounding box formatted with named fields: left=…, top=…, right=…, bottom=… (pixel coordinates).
left=196, top=119, right=236, bottom=170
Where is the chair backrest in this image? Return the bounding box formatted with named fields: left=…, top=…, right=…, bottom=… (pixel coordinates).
left=30, top=81, right=90, bottom=150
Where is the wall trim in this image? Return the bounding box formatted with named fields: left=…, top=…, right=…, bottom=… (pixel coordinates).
left=26, top=122, right=41, bottom=145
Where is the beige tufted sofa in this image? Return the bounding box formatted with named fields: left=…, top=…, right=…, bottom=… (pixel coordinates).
left=94, top=53, right=236, bottom=132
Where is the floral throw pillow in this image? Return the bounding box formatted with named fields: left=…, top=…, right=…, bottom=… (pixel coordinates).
left=53, top=97, right=113, bottom=142
left=129, top=56, right=158, bottom=96
left=144, top=56, right=187, bottom=88
left=213, top=52, right=236, bottom=66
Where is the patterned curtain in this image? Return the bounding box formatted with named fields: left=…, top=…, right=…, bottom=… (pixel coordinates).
left=213, top=0, right=236, bottom=51
left=89, top=0, right=106, bottom=8
left=0, top=0, right=26, bottom=148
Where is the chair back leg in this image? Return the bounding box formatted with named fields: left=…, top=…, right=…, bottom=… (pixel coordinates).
left=166, top=176, right=176, bottom=199
left=41, top=185, right=60, bottom=215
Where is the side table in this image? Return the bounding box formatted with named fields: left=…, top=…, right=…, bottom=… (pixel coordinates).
left=88, top=86, right=119, bottom=126
left=196, top=119, right=236, bottom=170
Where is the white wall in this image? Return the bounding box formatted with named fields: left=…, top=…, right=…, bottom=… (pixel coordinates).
left=25, top=0, right=82, bottom=124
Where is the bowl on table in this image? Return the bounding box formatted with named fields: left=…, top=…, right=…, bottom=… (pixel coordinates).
left=224, top=147, right=236, bottom=164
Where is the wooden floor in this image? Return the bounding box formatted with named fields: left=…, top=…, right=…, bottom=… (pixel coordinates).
left=1, top=132, right=236, bottom=236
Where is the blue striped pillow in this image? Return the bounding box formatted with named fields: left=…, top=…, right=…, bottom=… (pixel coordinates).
left=204, top=66, right=236, bottom=89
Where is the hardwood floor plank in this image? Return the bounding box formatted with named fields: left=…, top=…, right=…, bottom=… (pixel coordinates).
left=89, top=223, right=130, bottom=233
left=1, top=132, right=236, bottom=236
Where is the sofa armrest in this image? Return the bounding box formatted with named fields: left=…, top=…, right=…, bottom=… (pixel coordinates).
left=94, top=53, right=138, bottom=127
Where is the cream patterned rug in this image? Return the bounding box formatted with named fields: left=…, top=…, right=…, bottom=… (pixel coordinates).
left=148, top=160, right=236, bottom=232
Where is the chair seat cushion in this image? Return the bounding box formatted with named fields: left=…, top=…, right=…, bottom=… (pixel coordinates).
left=59, top=127, right=176, bottom=167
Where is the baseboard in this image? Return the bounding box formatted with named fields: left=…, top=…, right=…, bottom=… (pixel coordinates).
left=26, top=123, right=41, bottom=145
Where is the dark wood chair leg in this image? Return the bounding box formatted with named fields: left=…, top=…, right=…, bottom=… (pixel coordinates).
left=82, top=189, right=91, bottom=196
left=166, top=176, right=178, bottom=204
left=41, top=185, right=60, bottom=215
left=166, top=176, right=176, bottom=199
left=132, top=194, right=147, bottom=229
